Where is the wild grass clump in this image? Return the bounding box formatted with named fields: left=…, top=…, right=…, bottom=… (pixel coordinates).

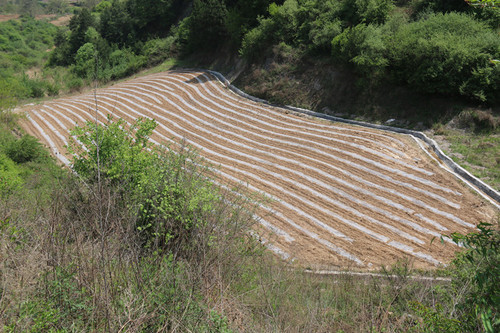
left=457, top=110, right=499, bottom=133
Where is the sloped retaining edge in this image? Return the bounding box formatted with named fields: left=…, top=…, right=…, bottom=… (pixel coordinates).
left=208, top=70, right=500, bottom=209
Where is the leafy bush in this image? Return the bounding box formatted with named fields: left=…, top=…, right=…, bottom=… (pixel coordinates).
left=46, top=0, right=70, bottom=14
left=99, top=0, right=133, bottom=46
left=0, top=153, right=22, bottom=197
left=68, top=116, right=224, bottom=257
left=224, top=0, right=275, bottom=47
left=73, top=42, right=97, bottom=79
left=186, top=0, right=228, bottom=52
left=340, top=0, right=395, bottom=25
left=20, top=75, right=49, bottom=98
left=332, top=23, right=388, bottom=76
left=307, top=16, right=342, bottom=53
left=386, top=12, right=500, bottom=102
left=5, top=135, right=43, bottom=164
left=240, top=17, right=277, bottom=60
left=143, top=37, right=176, bottom=65
left=448, top=222, right=499, bottom=332
left=102, top=48, right=146, bottom=80
left=409, top=301, right=462, bottom=332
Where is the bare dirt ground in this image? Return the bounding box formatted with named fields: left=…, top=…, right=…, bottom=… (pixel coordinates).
left=49, top=14, right=71, bottom=26
left=17, top=70, right=499, bottom=271
left=0, top=14, right=71, bottom=26
left=0, top=14, right=18, bottom=22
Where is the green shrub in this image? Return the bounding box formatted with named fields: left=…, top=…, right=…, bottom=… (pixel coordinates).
left=448, top=222, right=499, bottom=332
left=68, top=116, right=223, bottom=256
left=386, top=12, right=500, bottom=102
left=0, top=152, right=22, bottom=197
left=102, top=48, right=146, bottom=80
left=47, top=0, right=70, bottom=14
left=182, top=0, right=228, bottom=53
left=340, top=0, right=395, bottom=25
left=3, top=265, right=93, bottom=332
left=332, top=23, right=388, bottom=76
left=20, top=75, right=48, bottom=98
left=66, top=74, right=84, bottom=92
left=308, top=17, right=342, bottom=53
left=73, top=42, right=97, bottom=79
left=143, top=37, right=176, bottom=65
left=5, top=135, right=43, bottom=164
left=240, top=17, right=277, bottom=60
left=0, top=78, right=20, bottom=111
left=409, top=302, right=462, bottom=332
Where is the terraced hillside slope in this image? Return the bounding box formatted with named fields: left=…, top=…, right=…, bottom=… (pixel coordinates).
left=18, top=70, right=498, bottom=270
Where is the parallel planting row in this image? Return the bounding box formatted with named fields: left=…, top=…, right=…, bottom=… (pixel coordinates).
left=19, top=71, right=497, bottom=269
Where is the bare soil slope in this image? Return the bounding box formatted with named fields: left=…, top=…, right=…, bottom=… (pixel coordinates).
left=18, top=70, right=498, bottom=270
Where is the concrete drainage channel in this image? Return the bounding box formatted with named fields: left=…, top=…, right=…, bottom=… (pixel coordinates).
left=304, top=269, right=452, bottom=283
left=209, top=70, right=500, bottom=211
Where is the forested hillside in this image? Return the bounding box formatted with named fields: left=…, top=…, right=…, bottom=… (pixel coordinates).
left=44, top=0, right=500, bottom=104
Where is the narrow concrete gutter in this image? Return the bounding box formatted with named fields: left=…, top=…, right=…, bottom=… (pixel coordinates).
left=304, top=269, right=451, bottom=282
left=208, top=70, right=500, bottom=211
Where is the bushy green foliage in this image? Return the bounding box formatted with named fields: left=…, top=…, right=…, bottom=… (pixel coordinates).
left=302, top=0, right=343, bottom=53
left=0, top=17, right=60, bottom=100
left=241, top=0, right=394, bottom=59
left=225, top=0, right=275, bottom=46
left=240, top=16, right=277, bottom=60
left=0, top=152, right=22, bottom=197
left=46, top=0, right=70, bottom=14
left=68, top=8, right=94, bottom=59
left=386, top=12, right=500, bottom=102
left=0, top=116, right=246, bottom=331
left=68, top=116, right=222, bottom=256
left=409, top=302, right=462, bottom=332
left=239, top=0, right=500, bottom=103
left=4, top=265, right=93, bottom=332
left=448, top=222, right=499, bottom=332
left=240, top=0, right=311, bottom=59
left=340, top=0, right=395, bottom=26
left=73, top=42, right=97, bottom=79
left=99, top=0, right=133, bottom=46
left=5, top=134, right=43, bottom=164
left=127, top=0, right=184, bottom=39
left=68, top=116, right=156, bottom=183
left=0, top=78, right=19, bottom=111
left=186, top=0, right=228, bottom=52
left=332, top=23, right=387, bottom=75
left=143, top=36, right=177, bottom=65
left=102, top=47, right=146, bottom=79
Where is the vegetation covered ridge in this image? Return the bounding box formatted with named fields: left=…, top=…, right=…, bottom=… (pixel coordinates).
left=36, top=0, right=498, bottom=104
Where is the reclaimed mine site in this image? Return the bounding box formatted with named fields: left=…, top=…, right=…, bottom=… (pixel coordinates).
left=18, top=70, right=498, bottom=270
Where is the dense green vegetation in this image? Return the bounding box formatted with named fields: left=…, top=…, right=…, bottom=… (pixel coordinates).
left=43, top=0, right=500, bottom=104
left=0, top=17, right=59, bottom=99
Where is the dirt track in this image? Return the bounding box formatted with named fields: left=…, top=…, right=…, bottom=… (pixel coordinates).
left=18, top=70, right=498, bottom=270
